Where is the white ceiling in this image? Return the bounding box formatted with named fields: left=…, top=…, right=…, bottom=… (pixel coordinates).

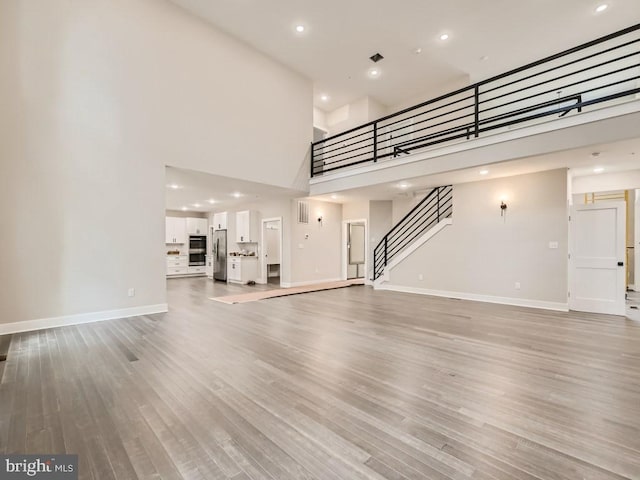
left=169, top=0, right=640, bottom=111
left=165, top=166, right=305, bottom=212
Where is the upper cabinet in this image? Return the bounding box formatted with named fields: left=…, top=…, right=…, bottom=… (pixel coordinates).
left=236, top=210, right=259, bottom=243
left=187, top=217, right=208, bottom=235
left=165, top=217, right=187, bottom=244
left=212, top=212, right=228, bottom=231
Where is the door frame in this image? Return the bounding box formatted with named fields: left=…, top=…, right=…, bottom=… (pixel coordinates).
left=342, top=218, right=368, bottom=282
left=635, top=189, right=639, bottom=291
left=259, top=217, right=283, bottom=286
left=568, top=201, right=626, bottom=315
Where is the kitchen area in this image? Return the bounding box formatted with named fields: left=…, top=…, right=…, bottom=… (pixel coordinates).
left=166, top=209, right=273, bottom=286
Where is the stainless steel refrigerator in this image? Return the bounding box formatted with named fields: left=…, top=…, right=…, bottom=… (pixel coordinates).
left=213, top=230, right=227, bottom=281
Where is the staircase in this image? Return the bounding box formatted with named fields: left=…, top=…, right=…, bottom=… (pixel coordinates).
left=373, top=185, right=453, bottom=281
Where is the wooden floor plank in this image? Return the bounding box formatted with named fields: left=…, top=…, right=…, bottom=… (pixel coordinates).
left=0, top=277, right=639, bottom=480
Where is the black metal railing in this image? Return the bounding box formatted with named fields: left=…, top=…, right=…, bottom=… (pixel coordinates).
left=373, top=185, right=452, bottom=280
left=311, top=23, right=640, bottom=177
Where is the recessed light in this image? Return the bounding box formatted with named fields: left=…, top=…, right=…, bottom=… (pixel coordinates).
left=398, top=183, right=409, bottom=189
left=330, top=194, right=338, bottom=200
left=208, top=199, right=216, bottom=204
left=320, top=94, right=330, bottom=102
left=593, top=167, right=605, bottom=173
left=192, top=203, right=201, bottom=208
left=595, top=4, right=608, bottom=13
left=480, top=55, right=489, bottom=62
left=168, top=184, right=180, bottom=189
left=295, top=24, right=305, bottom=33
left=439, top=33, right=450, bottom=41
left=232, top=192, right=242, bottom=198
left=368, top=67, right=381, bottom=79
left=414, top=47, right=423, bottom=55
left=181, top=206, right=188, bottom=211
left=479, top=169, right=489, bottom=175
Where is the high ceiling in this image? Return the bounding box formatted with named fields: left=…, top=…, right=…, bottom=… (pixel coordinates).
left=169, top=0, right=640, bottom=111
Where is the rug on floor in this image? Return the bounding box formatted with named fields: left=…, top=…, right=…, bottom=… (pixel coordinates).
left=210, top=279, right=365, bottom=304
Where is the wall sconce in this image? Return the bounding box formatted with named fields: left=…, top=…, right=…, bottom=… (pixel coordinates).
left=317, top=215, right=323, bottom=226
left=500, top=201, right=508, bottom=218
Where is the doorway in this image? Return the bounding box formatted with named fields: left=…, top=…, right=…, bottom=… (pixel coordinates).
left=343, top=220, right=367, bottom=280
left=569, top=201, right=626, bottom=315
left=260, top=217, right=282, bottom=286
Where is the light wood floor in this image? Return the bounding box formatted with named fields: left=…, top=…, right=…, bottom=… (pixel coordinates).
left=1, top=277, right=640, bottom=479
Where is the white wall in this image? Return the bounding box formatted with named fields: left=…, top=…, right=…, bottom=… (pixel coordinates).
left=325, top=97, right=388, bottom=136
left=384, top=75, right=470, bottom=116
left=572, top=169, right=640, bottom=194
left=369, top=201, right=393, bottom=279
left=289, top=199, right=343, bottom=285
left=384, top=169, right=569, bottom=308
left=0, top=0, right=311, bottom=329
left=313, top=108, right=328, bottom=132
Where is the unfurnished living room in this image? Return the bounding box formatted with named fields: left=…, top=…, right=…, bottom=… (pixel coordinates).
left=2, top=1, right=640, bottom=479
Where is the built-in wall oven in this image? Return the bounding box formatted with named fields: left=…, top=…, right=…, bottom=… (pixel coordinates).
left=189, top=235, right=206, bottom=266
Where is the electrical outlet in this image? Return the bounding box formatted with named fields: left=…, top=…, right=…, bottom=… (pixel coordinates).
left=128, top=288, right=135, bottom=297
left=515, top=282, right=521, bottom=290
left=418, top=274, right=424, bottom=280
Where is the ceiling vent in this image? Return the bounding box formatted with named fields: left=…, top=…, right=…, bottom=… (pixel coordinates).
left=369, top=53, right=384, bottom=63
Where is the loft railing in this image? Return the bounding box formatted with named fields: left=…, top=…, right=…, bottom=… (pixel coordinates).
left=373, top=185, right=452, bottom=280
left=311, top=23, right=640, bottom=177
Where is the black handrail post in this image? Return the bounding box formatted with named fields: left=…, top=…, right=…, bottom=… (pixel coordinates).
left=437, top=188, right=440, bottom=222
left=310, top=142, right=315, bottom=177
left=373, top=123, right=378, bottom=162
left=474, top=85, right=480, bottom=138
left=384, top=237, right=388, bottom=267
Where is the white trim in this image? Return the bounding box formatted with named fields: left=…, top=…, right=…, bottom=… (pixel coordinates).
left=281, top=277, right=343, bottom=288
left=374, top=219, right=452, bottom=287
left=375, top=284, right=568, bottom=312
left=629, top=284, right=636, bottom=291
left=310, top=101, right=640, bottom=186
left=0, top=304, right=168, bottom=335
left=342, top=218, right=368, bottom=281
left=259, top=217, right=283, bottom=286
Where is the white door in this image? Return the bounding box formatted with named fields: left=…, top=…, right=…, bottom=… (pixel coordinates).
left=569, top=202, right=626, bottom=315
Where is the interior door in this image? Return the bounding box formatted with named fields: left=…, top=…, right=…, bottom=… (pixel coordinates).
left=570, top=202, right=626, bottom=315
left=347, top=223, right=365, bottom=279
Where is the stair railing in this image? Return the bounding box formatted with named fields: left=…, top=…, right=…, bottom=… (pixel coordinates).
left=311, top=23, right=640, bottom=177
left=373, top=185, right=452, bottom=280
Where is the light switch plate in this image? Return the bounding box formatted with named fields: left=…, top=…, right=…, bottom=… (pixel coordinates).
left=548, top=241, right=559, bottom=249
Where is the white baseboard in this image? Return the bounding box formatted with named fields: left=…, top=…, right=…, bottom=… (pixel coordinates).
left=375, top=284, right=568, bottom=312
left=280, top=277, right=343, bottom=288
left=0, top=303, right=169, bottom=335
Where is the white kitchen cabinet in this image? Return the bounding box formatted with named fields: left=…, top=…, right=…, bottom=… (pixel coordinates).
left=166, top=255, right=188, bottom=276
left=165, top=217, right=187, bottom=244
left=236, top=210, right=259, bottom=243
left=227, top=256, right=258, bottom=284
left=187, top=217, right=208, bottom=235
left=212, top=212, right=228, bottom=231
